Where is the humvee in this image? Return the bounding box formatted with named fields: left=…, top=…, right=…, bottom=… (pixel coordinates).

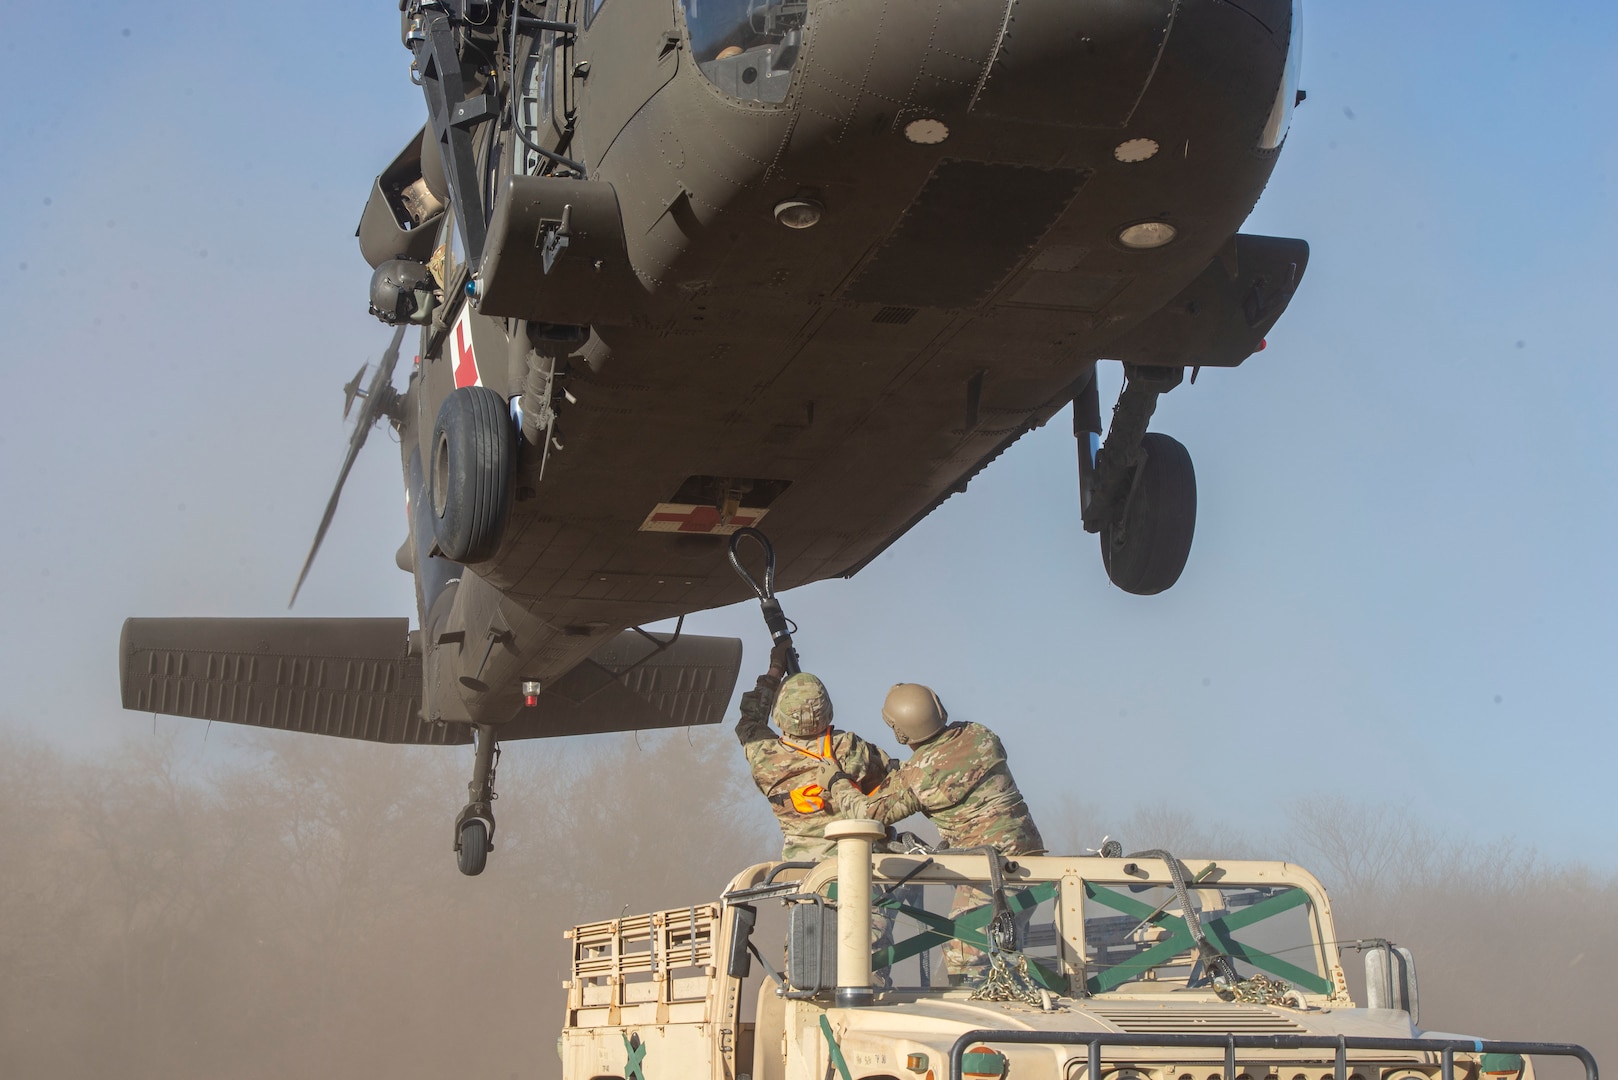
left=558, top=821, right=1597, bottom=1080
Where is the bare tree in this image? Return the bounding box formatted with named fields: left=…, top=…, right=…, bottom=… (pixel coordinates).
left=1286, top=796, right=1435, bottom=908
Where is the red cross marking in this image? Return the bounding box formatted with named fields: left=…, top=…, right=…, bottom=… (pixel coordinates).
left=453, top=319, right=480, bottom=388
left=647, top=505, right=763, bottom=534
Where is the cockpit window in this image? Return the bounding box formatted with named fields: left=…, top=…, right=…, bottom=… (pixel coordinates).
left=681, top=0, right=807, bottom=104
left=1083, top=881, right=1330, bottom=995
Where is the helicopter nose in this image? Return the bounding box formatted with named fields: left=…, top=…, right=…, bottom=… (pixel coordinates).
left=787, top=0, right=1178, bottom=140
left=967, top=0, right=1177, bottom=128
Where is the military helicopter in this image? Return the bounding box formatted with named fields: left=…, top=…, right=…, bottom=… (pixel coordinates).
left=122, top=0, right=1309, bottom=874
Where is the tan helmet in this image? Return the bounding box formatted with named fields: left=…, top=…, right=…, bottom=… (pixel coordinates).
left=882, top=683, right=947, bottom=746
left=773, top=673, right=833, bottom=739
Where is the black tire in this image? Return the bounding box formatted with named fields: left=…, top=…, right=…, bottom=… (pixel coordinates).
left=1100, top=432, right=1196, bottom=595
left=430, top=386, right=514, bottom=563
left=457, top=819, right=489, bottom=876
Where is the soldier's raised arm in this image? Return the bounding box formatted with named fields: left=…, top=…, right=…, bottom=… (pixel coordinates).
left=734, top=642, right=792, bottom=747
left=734, top=677, right=777, bottom=744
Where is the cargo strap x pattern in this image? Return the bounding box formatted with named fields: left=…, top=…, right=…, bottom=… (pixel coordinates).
left=1082, top=882, right=1332, bottom=995
left=870, top=881, right=1066, bottom=992
left=624, top=1033, right=647, bottom=1080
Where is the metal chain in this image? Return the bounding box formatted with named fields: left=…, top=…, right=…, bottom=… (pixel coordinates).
left=1216, top=972, right=1299, bottom=1007
left=968, top=949, right=1050, bottom=1009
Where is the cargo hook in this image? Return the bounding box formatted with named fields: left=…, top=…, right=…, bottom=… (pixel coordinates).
left=727, top=527, right=800, bottom=675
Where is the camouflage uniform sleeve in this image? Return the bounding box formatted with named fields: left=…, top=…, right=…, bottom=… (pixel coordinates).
left=734, top=675, right=780, bottom=758
left=824, top=768, right=923, bottom=827
left=866, top=743, right=895, bottom=788
left=833, top=733, right=894, bottom=792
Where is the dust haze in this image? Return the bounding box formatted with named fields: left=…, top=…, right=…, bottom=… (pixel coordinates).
left=1, top=723, right=1609, bottom=1078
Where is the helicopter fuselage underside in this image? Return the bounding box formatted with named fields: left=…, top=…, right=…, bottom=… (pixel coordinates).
left=405, top=0, right=1301, bottom=725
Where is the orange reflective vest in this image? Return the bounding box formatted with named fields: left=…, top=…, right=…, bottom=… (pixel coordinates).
left=789, top=783, right=825, bottom=813
left=780, top=731, right=834, bottom=814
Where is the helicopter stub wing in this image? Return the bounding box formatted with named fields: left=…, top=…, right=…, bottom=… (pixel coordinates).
left=497, top=629, right=742, bottom=739
left=120, top=617, right=450, bottom=743
left=120, top=618, right=741, bottom=745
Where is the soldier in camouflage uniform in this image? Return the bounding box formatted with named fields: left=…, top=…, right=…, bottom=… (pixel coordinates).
left=818, top=683, right=1044, bottom=982
left=735, top=646, right=892, bottom=861
left=819, top=683, right=1044, bottom=855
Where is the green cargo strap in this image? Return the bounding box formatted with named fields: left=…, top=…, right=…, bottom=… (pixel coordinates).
left=872, top=881, right=1065, bottom=991
left=623, top=1033, right=648, bottom=1080
left=1083, top=883, right=1331, bottom=995
left=820, top=1015, right=852, bottom=1080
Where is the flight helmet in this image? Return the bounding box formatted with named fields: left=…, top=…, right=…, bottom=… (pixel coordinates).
left=882, top=683, right=947, bottom=746
left=774, top=673, right=833, bottom=739
left=368, top=258, right=437, bottom=326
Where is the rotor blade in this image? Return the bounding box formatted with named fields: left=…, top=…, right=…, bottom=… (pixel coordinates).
left=366, top=324, right=405, bottom=403
left=289, top=324, right=408, bottom=607
left=287, top=419, right=371, bottom=607
left=341, top=362, right=369, bottom=419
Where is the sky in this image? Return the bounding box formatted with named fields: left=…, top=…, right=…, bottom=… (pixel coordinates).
left=1, top=2, right=1615, bottom=864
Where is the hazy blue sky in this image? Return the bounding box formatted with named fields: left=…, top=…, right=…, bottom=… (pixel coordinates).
left=2, top=3, right=1614, bottom=862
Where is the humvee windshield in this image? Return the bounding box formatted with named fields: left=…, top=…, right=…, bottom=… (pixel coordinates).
left=872, top=880, right=1065, bottom=992
left=844, top=865, right=1330, bottom=999
left=1083, top=880, right=1331, bottom=995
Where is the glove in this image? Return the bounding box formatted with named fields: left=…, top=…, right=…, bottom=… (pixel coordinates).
left=767, top=641, right=794, bottom=680
left=815, top=760, right=855, bottom=796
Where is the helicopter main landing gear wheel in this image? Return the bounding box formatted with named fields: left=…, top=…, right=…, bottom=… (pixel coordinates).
left=1077, top=364, right=1198, bottom=595
left=453, top=725, right=499, bottom=876
left=1099, top=432, right=1196, bottom=595
left=430, top=385, right=514, bottom=563
left=457, top=819, right=489, bottom=876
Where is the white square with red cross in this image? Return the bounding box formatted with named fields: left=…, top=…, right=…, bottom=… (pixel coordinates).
left=451, top=303, right=482, bottom=389
left=638, top=504, right=770, bottom=535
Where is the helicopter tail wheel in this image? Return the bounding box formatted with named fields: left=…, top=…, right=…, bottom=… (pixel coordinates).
left=455, top=725, right=499, bottom=876
left=430, top=386, right=514, bottom=563
left=456, top=818, right=491, bottom=876
left=1100, top=432, right=1197, bottom=595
